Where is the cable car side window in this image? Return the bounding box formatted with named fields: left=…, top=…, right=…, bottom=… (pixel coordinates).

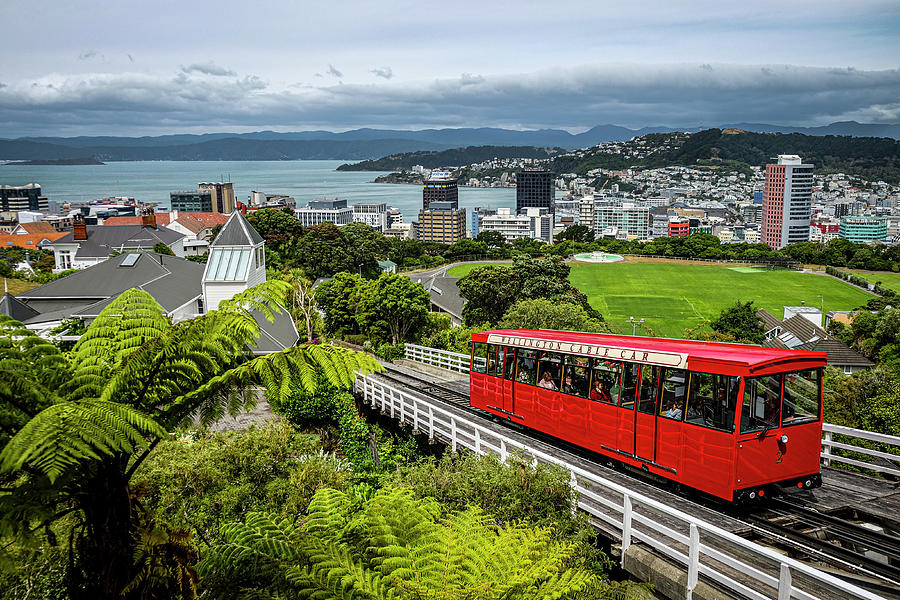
left=740, top=374, right=782, bottom=433
left=563, top=355, right=589, bottom=398
left=536, top=352, right=562, bottom=391
left=637, top=366, right=660, bottom=414
left=486, top=344, right=498, bottom=377
left=516, top=349, right=537, bottom=385
left=782, top=369, right=821, bottom=426
left=504, top=347, right=516, bottom=380
left=659, top=369, right=688, bottom=421
left=471, top=342, right=488, bottom=374
left=619, top=363, right=639, bottom=409
left=686, top=372, right=740, bottom=432
left=589, top=359, right=620, bottom=404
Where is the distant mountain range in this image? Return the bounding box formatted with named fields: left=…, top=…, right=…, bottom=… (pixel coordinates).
left=1, top=121, right=898, bottom=162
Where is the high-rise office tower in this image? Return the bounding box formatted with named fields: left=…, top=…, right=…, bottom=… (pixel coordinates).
left=760, top=155, right=813, bottom=250
left=516, top=170, right=554, bottom=214
left=422, top=172, right=458, bottom=210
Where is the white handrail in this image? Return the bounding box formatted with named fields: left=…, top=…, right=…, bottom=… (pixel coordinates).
left=358, top=375, right=885, bottom=600
left=403, top=344, right=900, bottom=476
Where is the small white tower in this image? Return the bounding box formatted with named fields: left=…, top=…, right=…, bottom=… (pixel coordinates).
left=201, top=212, right=266, bottom=311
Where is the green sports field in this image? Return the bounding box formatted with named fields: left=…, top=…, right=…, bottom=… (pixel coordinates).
left=568, top=261, right=873, bottom=337
left=445, top=262, right=504, bottom=277
left=846, top=270, right=900, bottom=293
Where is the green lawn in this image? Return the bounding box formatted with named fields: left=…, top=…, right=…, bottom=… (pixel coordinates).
left=2, top=278, right=39, bottom=296
left=568, top=262, right=873, bottom=337
left=846, top=270, right=900, bottom=293
left=445, top=262, right=505, bottom=277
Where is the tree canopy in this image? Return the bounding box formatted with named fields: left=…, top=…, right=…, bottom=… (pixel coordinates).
left=708, top=300, right=766, bottom=344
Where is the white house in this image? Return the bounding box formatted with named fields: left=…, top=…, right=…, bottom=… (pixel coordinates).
left=202, top=211, right=266, bottom=311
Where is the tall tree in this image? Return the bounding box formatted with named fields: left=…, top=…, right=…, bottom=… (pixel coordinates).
left=0, top=284, right=380, bottom=599
left=709, top=300, right=765, bottom=344
left=499, top=299, right=611, bottom=333
left=358, top=273, right=431, bottom=345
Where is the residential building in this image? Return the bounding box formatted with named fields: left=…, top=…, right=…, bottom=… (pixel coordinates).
left=248, top=190, right=295, bottom=209
left=10, top=221, right=58, bottom=236
left=295, top=198, right=353, bottom=227
left=414, top=202, right=466, bottom=243
left=0, top=184, right=49, bottom=212
left=758, top=309, right=873, bottom=374
left=166, top=212, right=231, bottom=255
left=46, top=213, right=185, bottom=271
left=351, top=202, right=389, bottom=231
left=516, top=170, right=554, bottom=214
left=594, top=204, right=650, bottom=239
left=839, top=216, right=887, bottom=243
left=477, top=207, right=530, bottom=242
left=0, top=232, right=67, bottom=250
left=3, top=212, right=297, bottom=354
left=202, top=212, right=267, bottom=311
left=423, top=172, right=458, bottom=210
left=761, top=155, right=814, bottom=249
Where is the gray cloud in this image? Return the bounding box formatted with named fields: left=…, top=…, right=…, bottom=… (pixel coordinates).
left=1, top=63, right=898, bottom=136
left=327, top=64, right=343, bottom=78
left=181, top=62, right=236, bottom=77
left=370, top=67, right=393, bottom=79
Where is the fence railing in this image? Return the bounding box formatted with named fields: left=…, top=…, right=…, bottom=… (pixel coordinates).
left=404, top=343, right=471, bottom=373
left=403, top=343, right=900, bottom=477
left=357, top=375, right=884, bottom=600
left=822, top=423, right=900, bottom=477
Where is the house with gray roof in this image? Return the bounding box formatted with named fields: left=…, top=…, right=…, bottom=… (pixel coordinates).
left=758, top=308, right=873, bottom=374
left=3, top=212, right=298, bottom=355
left=45, top=213, right=186, bottom=272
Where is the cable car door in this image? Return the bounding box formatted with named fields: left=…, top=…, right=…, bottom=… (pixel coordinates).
left=501, top=347, right=516, bottom=414
left=634, top=366, right=659, bottom=462
left=616, top=364, right=639, bottom=455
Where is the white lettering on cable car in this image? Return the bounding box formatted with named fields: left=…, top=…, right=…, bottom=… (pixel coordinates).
left=486, top=334, right=688, bottom=368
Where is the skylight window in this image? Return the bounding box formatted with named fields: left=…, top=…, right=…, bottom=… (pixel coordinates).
left=120, top=253, right=141, bottom=267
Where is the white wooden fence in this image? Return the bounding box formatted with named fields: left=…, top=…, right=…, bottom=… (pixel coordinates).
left=405, top=344, right=900, bottom=476
left=357, top=375, right=885, bottom=600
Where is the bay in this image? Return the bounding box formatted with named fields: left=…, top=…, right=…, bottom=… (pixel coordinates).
left=1, top=160, right=515, bottom=224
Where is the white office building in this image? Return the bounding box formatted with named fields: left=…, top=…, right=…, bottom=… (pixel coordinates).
left=478, top=207, right=553, bottom=243
left=594, top=204, right=650, bottom=240
left=295, top=198, right=353, bottom=227
left=351, top=202, right=390, bottom=231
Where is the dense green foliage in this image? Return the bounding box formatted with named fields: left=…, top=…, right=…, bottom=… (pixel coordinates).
left=499, top=298, right=611, bottom=333
left=550, top=129, right=900, bottom=182
left=458, top=256, right=601, bottom=326
left=0, top=285, right=380, bottom=599
left=708, top=301, right=766, bottom=344
left=198, top=486, right=595, bottom=600
left=133, top=421, right=352, bottom=548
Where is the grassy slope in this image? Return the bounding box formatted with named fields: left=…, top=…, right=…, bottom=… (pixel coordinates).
left=2, top=278, right=39, bottom=296
left=845, top=270, right=900, bottom=293
left=445, top=262, right=505, bottom=277
left=569, top=261, right=873, bottom=337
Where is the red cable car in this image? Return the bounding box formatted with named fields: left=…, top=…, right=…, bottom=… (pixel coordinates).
left=469, top=329, right=826, bottom=503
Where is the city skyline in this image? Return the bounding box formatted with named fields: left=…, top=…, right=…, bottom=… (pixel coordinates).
left=1, top=0, right=899, bottom=137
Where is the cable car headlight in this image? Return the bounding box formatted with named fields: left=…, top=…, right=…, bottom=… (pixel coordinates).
left=780, top=434, right=788, bottom=444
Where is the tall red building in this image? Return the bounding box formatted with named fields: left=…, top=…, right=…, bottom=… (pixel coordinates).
left=760, top=155, right=814, bottom=250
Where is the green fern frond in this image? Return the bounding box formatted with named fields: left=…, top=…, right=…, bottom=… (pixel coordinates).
left=0, top=399, right=166, bottom=482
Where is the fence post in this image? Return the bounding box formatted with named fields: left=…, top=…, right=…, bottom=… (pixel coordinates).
left=451, top=418, right=457, bottom=452
left=429, top=406, right=435, bottom=438
left=777, top=563, right=792, bottom=600
left=687, top=523, right=699, bottom=600
left=474, top=427, right=481, bottom=453
left=500, top=439, right=507, bottom=462
left=621, top=494, right=632, bottom=568
left=570, top=471, right=578, bottom=516
left=823, top=430, right=832, bottom=467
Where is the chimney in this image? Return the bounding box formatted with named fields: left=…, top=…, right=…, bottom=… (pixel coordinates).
left=73, top=213, right=88, bottom=241
left=141, top=205, right=157, bottom=229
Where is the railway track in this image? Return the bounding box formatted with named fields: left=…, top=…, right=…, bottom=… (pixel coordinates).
left=367, top=364, right=900, bottom=595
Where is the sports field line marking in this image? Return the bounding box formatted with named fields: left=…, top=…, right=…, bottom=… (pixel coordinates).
left=681, top=296, right=704, bottom=320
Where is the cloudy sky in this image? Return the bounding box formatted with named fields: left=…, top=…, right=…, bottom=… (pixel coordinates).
left=1, top=0, right=899, bottom=136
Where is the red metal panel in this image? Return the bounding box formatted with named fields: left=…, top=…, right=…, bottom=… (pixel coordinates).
left=586, top=400, right=618, bottom=454
left=736, top=421, right=822, bottom=489
left=654, top=419, right=682, bottom=475
left=680, top=424, right=734, bottom=499
left=616, top=407, right=635, bottom=455
left=634, top=412, right=656, bottom=462
left=533, top=387, right=559, bottom=437
left=558, top=394, right=588, bottom=448
left=514, top=381, right=537, bottom=427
